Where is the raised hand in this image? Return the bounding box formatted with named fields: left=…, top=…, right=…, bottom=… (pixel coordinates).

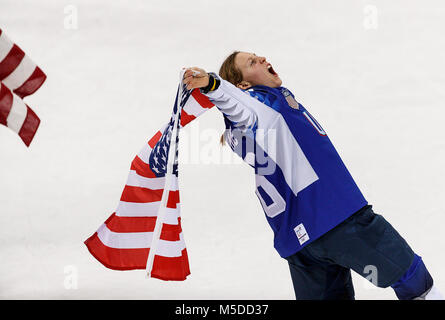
left=182, top=67, right=210, bottom=90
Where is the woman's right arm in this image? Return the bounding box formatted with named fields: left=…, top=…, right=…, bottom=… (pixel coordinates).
left=183, top=67, right=258, bottom=131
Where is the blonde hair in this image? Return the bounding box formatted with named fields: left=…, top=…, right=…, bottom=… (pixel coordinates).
left=219, top=51, right=242, bottom=86
left=218, top=51, right=243, bottom=144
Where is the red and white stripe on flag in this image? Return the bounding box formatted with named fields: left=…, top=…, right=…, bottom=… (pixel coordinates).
left=0, top=29, right=46, bottom=98
left=0, top=82, right=40, bottom=147
left=84, top=88, right=215, bottom=281
left=0, top=28, right=46, bottom=146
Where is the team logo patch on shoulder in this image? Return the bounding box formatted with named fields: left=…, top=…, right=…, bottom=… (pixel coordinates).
left=294, top=223, right=309, bottom=245
left=281, top=88, right=300, bottom=109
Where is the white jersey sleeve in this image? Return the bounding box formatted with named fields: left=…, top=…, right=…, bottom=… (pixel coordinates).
left=203, top=76, right=259, bottom=131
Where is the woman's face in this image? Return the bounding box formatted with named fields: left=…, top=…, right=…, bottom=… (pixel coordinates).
left=234, top=52, right=282, bottom=89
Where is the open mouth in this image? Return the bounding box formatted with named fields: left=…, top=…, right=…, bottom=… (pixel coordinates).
left=267, top=64, right=278, bottom=77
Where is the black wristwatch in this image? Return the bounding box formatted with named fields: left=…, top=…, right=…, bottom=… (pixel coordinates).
left=200, top=72, right=221, bottom=94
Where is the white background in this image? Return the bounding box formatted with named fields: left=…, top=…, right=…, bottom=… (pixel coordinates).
left=0, top=0, right=444, bottom=299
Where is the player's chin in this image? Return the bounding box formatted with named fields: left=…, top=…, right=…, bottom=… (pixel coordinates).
left=270, top=77, right=282, bottom=88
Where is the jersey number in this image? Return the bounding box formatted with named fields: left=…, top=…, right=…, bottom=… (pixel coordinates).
left=255, top=175, right=286, bottom=218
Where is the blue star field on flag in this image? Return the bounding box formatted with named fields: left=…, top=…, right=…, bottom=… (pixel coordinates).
left=148, top=83, right=191, bottom=177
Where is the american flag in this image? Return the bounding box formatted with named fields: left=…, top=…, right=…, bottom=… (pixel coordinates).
left=84, top=74, right=215, bottom=280
left=0, top=28, right=46, bottom=147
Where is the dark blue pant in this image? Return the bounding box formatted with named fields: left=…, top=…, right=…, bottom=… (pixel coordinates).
left=285, top=205, right=433, bottom=300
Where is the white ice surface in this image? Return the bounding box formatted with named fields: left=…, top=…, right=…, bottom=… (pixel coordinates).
left=0, top=0, right=444, bottom=300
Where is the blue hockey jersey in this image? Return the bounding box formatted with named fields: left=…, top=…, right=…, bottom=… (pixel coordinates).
left=205, top=78, right=368, bottom=258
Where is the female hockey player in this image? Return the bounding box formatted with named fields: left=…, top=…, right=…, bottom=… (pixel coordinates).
left=182, top=51, right=443, bottom=300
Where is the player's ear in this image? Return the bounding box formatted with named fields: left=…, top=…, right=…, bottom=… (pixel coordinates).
left=237, top=81, right=252, bottom=90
